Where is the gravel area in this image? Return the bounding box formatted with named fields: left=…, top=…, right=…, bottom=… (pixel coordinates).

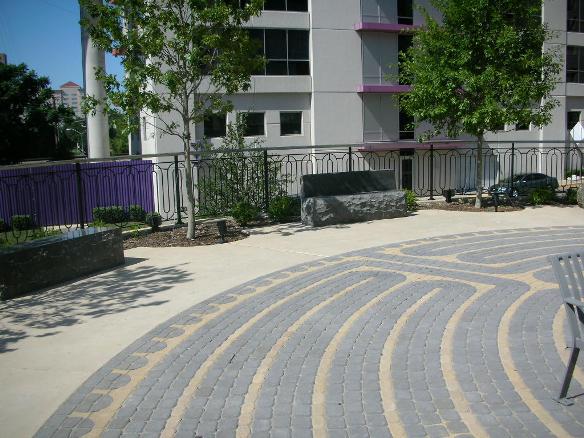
left=123, top=220, right=248, bottom=249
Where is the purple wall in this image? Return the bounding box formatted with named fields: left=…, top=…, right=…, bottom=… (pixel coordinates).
left=0, top=161, right=155, bottom=227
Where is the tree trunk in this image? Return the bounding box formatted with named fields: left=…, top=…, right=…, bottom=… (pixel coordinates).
left=182, top=118, right=197, bottom=240
left=474, top=134, right=484, bottom=209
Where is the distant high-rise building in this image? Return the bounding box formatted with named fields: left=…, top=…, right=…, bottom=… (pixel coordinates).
left=0, top=53, right=7, bottom=65
left=52, top=81, right=84, bottom=118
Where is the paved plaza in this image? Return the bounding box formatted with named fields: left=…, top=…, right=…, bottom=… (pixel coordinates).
left=33, top=225, right=584, bottom=438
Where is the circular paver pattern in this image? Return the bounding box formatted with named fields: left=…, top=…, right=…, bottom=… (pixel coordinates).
left=36, top=226, right=584, bottom=438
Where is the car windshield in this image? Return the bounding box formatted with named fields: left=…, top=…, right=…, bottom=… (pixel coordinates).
left=500, top=174, right=527, bottom=183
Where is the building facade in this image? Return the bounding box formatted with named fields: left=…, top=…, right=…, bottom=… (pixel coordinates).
left=141, top=1, right=583, bottom=156
left=52, top=81, right=84, bottom=118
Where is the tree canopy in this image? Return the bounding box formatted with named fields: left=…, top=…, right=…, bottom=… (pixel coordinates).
left=399, top=0, right=560, bottom=139
left=80, top=0, right=264, bottom=237
left=0, top=63, right=79, bottom=164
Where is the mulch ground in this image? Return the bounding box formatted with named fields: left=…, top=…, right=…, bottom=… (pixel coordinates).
left=418, top=198, right=524, bottom=212
left=123, top=220, right=248, bottom=249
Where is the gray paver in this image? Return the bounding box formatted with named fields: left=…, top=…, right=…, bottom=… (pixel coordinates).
left=36, top=228, right=584, bottom=438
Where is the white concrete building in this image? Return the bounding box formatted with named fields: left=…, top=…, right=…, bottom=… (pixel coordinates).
left=140, top=0, right=584, bottom=196
left=52, top=81, right=84, bottom=118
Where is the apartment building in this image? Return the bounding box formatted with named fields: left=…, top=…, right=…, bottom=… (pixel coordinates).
left=52, top=81, right=84, bottom=118
left=141, top=1, right=583, bottom=167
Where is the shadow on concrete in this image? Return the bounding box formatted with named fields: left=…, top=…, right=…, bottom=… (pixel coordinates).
left=246, top=221, right=351, bottom=237
left=0, top=258, right=193, bottom=353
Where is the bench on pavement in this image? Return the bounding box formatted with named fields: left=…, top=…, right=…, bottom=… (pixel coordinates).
left=549, top=251, right=584, bottom=405
left=300, top=170, right=407, bottom=227
left=0, top=227, right=124, bottom=300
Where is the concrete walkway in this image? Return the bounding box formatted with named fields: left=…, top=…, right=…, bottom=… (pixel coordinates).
left=1, top=206, right=583, bottom=437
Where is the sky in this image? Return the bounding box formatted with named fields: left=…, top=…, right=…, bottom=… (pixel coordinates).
left=0, top=0, right=124, bottom=89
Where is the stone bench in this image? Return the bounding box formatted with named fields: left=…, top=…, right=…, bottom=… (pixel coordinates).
left=300, top=170, right=407, bottom=227
left=0, top=227, right=125, bottom=300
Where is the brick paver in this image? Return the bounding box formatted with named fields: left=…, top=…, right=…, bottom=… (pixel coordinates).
left=36, top=226, right=584, bottom=437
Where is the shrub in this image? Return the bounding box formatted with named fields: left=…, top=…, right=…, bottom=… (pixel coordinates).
left=92, top=206, right=128, bottom=224
left=0, top=218, right=5, bottom=232
left=404, top=189, right=418, bottom=211
left=231, top=201, right=259, bottom=226
left=145, top=212, right=162, bottom=230
left=11, top=215, right=34, bottom=231
left=268, top=196, right=300, bottom=222
left=566, top=188, right=578, bottom=205
left=529, top=187, right=554, bottom=206
left=128, top=204, right=146, bottom=222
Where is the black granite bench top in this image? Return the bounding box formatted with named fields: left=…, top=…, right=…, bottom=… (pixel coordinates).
left=0, top=227, right=117, bottom=254
left=300, top=170, right=397, bottom=198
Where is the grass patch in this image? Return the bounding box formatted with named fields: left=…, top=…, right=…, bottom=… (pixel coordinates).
left=0, top=229, right=63, bottom=247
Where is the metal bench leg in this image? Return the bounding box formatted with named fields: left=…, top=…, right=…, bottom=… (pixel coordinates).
left=555, top=347, right=580, bottom=406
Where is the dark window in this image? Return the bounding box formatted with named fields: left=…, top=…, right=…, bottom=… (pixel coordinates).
left=288, top=30, right=309, bottom=59
left=286, top=0, right=308, bottom=11
left=247, top=29, right=310, bottom=76
left=566, top=46, right=584, bottom=83
left=265, top=29, right=287, bottom=59
left=204, top=113, right=226, bottom=138
left=264, top=0, right=286, bottom=9
left=243, top=112, right=265, bottom=136
left=264, top=0, right=307, bottom=11
left=397, top=0, right=413, bottom=25
left=568, top=111, right=581, bottom=130
left=516, top=121, right=530, bottom=130
left=399, top=109, right=414, bottom=140
left=568, top=0, right=584, bottom=32
left=280, top=112, right=302, bottom=135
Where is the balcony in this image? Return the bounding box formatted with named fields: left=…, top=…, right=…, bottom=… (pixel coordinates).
left=354, top=22, right=419, bottom=33
left=357, top=84, right=411, bottom=93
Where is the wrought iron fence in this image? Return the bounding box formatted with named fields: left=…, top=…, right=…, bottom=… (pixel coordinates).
left=1, top=141, right=582, bottom=245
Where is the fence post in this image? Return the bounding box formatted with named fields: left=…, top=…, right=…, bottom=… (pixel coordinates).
left=75, top=162, right=85, bottom=229
left=348, top=146, right=353, bottom=173
left=429, top=144, right=435, bottom=200
left=510, top=142, right=515, bottom=187
left=174, top=155, right=183, bottom=225
left=263, top=149, right=270, bottom=212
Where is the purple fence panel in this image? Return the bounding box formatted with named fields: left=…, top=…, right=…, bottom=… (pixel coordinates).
left=80, top=161, right=155, bottom=222
left=0, top=161, right=154, bottom=227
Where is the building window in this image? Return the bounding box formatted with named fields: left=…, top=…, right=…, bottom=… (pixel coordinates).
left=568, top=111, right=581, bottom=131
left=264, top=0, right=308, bottom=11
left=243, top=112, right=265, bottom=136
left=399, top=109, right=414, bottom=139
left=280, top=112, right=302, bottom=135
left=566, top=46, right=584, bottom=83
left=515, top=121, right=530, bottom=131
left=248, top=29, right=310, bottom=76
left=568, top=0, right=584, bottom=32
left=397, top=0, right=413, bottom=25
left=204, top=113, right=226, bottom=138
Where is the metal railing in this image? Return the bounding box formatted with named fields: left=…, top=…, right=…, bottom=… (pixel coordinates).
left=0, top=141, right=582, bottom=245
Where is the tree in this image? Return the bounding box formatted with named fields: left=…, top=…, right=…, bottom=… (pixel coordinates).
left=399, top=0, right=561, bottom=207
left=108, top=111, right=129, bottom=156
left=79, top=0, right=264, bottom=238
left=0, top=63, right=78, bottom=163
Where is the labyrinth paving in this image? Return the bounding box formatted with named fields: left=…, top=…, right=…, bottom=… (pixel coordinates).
left=36, top=226, right=584, bottom=438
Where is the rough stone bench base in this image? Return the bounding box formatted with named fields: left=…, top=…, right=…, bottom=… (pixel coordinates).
left=301, top=190, right=407, bottom=227
left=0, top=227, right=124, bottom=300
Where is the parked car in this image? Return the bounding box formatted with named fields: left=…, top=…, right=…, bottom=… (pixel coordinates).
left=489, top=173, right=559, bottom=198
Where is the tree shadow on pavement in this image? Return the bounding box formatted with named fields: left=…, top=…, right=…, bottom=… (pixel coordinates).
left=0, top=258, right=193, bottom=353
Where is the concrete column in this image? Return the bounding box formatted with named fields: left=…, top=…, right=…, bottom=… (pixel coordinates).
left=81, top=0, right=110, bottom=159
